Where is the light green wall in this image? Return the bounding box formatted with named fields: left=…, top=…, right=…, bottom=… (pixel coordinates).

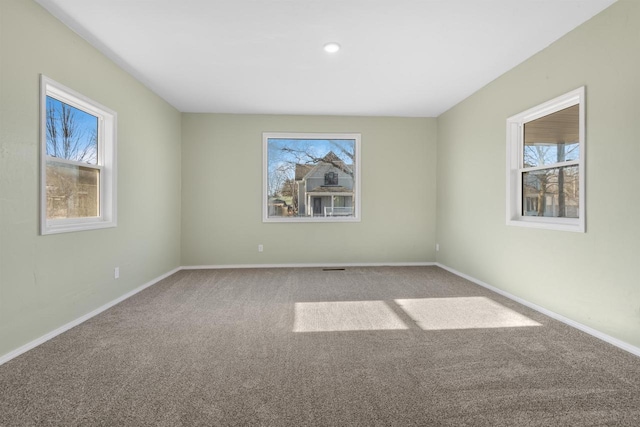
left=0, top=0, right=182, bottom=357
left=181, top=114, right=437, bottom=266
left=436, top=0, right=640, bottom=347
left=2, top=0, right=634, bottom=361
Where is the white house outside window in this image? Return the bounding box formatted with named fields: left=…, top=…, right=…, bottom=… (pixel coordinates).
left=263, top=133, right=361, bottom=222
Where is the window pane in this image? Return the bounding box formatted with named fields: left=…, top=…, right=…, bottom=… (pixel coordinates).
left=523, top=105, right=579, bottom=167
left=522, top=165, right=579, bottom=218
left=46, top=161, right=99, bottom=219
left=266, top=137, right=356, bottom=219
left=46, top=96, right=99, bottom=165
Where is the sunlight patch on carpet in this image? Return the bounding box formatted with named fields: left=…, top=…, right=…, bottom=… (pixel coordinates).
left=293, top=301, right=408, bottom=332
left=394, top=297, right=542, bottom=330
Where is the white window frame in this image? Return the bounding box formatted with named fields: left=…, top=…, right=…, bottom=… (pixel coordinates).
left=40, top=75, right=117, bottom=235
left=262, top=132, right=361, bottom=223
left=506, top=87, right=585, bottom=232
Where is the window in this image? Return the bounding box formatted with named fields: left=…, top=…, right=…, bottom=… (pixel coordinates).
left=40, top=75, right=117, bottom=234
left=263, top=133, right=361, bottom=222
left=334, top=196, right=346, bottom=208
left=324, top=172, right=338, bottom=186
left=506, top=87, right=585, bottom=232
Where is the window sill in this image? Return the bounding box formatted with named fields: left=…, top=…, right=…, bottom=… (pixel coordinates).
left=507, top=217, right=584, bottom=233
left=42, top=219, right=117, bottom=235
left=263, top=216, right=361, bottom=224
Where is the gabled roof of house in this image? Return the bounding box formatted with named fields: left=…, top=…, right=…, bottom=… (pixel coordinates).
left=295, top=151, right=353, bottom=181
left=321, top=151, right=342, bottom=164
left=295, top=164, right=313, bottom=181
left=321, top=152, right=353, bottom=176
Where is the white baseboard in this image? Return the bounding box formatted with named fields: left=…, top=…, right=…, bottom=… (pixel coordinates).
left=8, top=262, right=634, bottom=366
left=435, top=263, right=640, bottom=358
left=0, top=266, right=181, bottom=366
left=0, top=263, right=432, bottom=365
left=182, top=262, right=435, bottom=270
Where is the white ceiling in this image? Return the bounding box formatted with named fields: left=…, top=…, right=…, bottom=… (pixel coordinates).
left=36, top=0, right=617, bottom=117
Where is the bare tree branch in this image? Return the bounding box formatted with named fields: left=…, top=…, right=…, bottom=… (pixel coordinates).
left=46, top=101, right=96, bottom=163
left=280, top=146, right=353, bottom=177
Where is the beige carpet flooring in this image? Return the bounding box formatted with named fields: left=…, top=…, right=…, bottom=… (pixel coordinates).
left=1, top=266, right=639, bottom=426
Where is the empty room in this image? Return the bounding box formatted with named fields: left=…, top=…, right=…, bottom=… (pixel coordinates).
left=1, top=0, right=639, bottom=425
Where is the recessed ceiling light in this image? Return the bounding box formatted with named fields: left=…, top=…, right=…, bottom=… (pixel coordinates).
left=323, top=42, right=341, bottom=53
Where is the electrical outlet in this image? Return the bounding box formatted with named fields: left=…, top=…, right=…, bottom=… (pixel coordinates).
left=436, top=243, right=440, bottom=252
left=258, top=244, right=263, bottom=252
left=114, top=267, right=120, bottom=279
